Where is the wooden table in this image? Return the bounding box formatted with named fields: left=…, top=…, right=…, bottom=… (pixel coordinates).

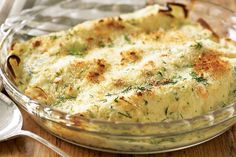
left=0, top=0, right=236, bottom=156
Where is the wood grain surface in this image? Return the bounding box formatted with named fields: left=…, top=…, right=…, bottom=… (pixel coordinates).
left=0, top=0, right=236, bottom=157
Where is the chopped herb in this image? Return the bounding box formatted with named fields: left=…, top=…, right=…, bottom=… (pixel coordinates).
left=118, top=111, right=132, bottom=118
left=173, top=92, right=179, bottom=101
left=137, top=86, right=146, bottom=91
left=136, top=84, right=152, bottom=92
left=190, top=71, right=207, bottom=83
left=234, top=66, right=236, bottom=73
left=195, top=77, right=207, bottom=82
left=159, top=79, right=177, bottom=85
left=222, top=103, right=227, bottom=107
left=172, top=75, right=182, bottom=81
left=98, top=41, right=105, bottom=48
left=50, top=35, right=58, bottom=40
left=124, top=35, right=131, bottom=44
left=128, top=19, right=138, bottom=26
left=55, top=71, right=62, bottom=76
left=68, top=42, right=87, bottom=56
left=54, top=95, right=76, bottom=106
left=100, top=99, right=107, bottom=103
left=191, top=42, right=203, bottom=50
left=233, top=89, right=236, bottom=93
left=162, top=61, right=167, bottom=64
left=165, top=106, right=169, bottom=115
left=144, top=99, right=148, bottom=105
left=161, top=67, right=167, bottom=71
left=105, top=93, right=112, bottom=96
left=114, top=97, right=119, bottom=103
left=58, top=96, right=65, bottom=101
left=108, top=43, right=114, bottom=48
left=156, top=71, right=163, bottom=77
left=105, top=93, right=117, bottom=96
left=122, top=86, right=132, bottom=93
left=87, top=109, right=96, bottom=118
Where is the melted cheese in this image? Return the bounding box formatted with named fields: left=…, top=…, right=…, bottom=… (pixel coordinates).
left=10, top=5, right=236, bottom=122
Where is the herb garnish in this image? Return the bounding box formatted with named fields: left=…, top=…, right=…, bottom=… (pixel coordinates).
left=122, top=86, right=132, bottom=93
left=68, top=42, right=87, bottom=56
left=233, top=66, right=236, bottom=73
left=136, top=84, right=152, bottom=92
left=100, top=99, right=107, bottom=103
left=98, top=41, right=105, bottom=48
left=118, top=111, right=132, bottom=118
left=105, top=93, right=117, bottom=96
left=124, top=35, right=131, bottom=44
left=165, top=106, right=169, bottom=115
left=156, top=71, right=163, bottom=77
left=50, top=35, right=58, bottom=40
left=144, top=99, right=148, bottom=105
left=54, top=95, right=76, bottom=106
left=191, top=42, right=203, bottom=50
left=87, top=109, right=96, bottom=118
left=233, top=89, right=236, bottom=94
left=173, top=92, right=179, bottom=101
left=114, top=97, right=119, bottom=103
left=190, top=71, right=207, bottom=84
left=137, top=86, right=146, bottom=91
left=108, top=43, right=114, bottom=48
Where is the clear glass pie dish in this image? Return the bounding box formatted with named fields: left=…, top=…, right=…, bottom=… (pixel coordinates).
left=1, top=0, right=236, bottom=154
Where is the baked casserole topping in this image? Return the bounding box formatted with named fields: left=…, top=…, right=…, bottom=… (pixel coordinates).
left=8, top=4, right=236, bottom=122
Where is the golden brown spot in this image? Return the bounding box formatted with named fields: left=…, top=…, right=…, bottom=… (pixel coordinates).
left=121, top=49, right=143, bottom=65
left=86, top=59, right=108, bottom=83
left=97, top=59, right=106, bottom=69
left=87, top=72, right=100, bottom=83
left=98, top=19, right=104, bottom=23
left=96, top=17, right=125, bottom=30
left=70, top=60, right=87, bottom=78
left=32, top=40, right=41, bottom=48
left=137, top=92, right=143, bottom=97
left=160, top=53, right=170, bottom=57
left=86, top=37, right=94, bottom=43
left=106, top=19, right=125, bottom=29
left=194, top=52, right=230, bottom=77
left=113, top=79, right=125, bottom=87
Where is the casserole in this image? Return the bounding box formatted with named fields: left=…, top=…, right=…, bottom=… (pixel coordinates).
left=1, top=0, right=236, bottom=153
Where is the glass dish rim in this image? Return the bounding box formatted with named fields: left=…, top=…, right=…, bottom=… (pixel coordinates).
left=0, top=0, right=236, bottom=131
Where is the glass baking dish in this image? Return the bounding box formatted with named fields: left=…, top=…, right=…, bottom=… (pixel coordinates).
left=1, top=0, right=236, bottom=154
